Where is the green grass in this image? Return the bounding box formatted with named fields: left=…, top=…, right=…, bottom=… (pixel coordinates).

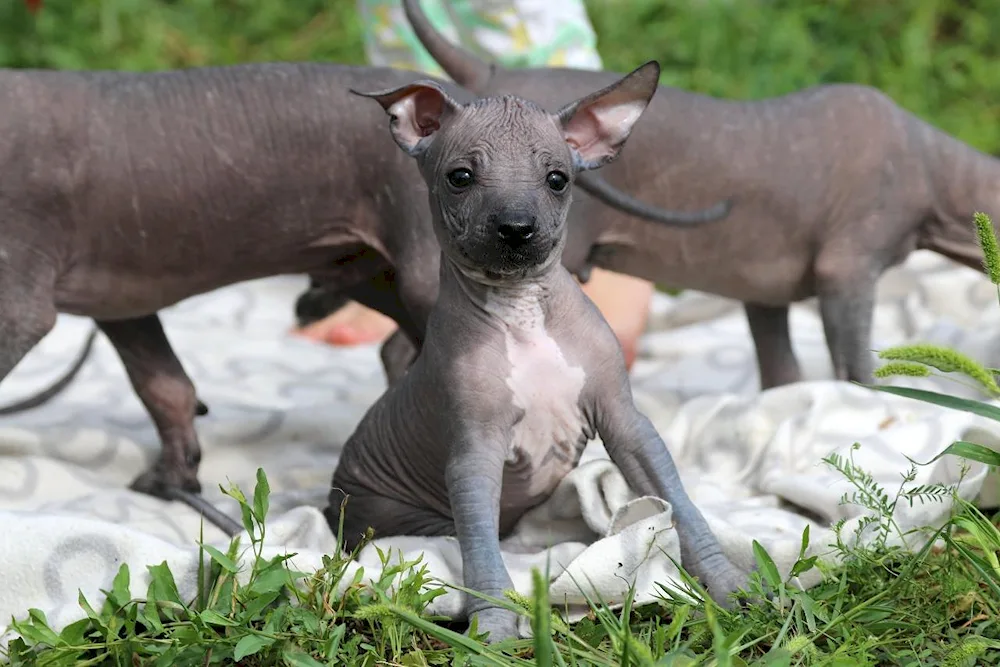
left=3, top=445, right=999, bottom=667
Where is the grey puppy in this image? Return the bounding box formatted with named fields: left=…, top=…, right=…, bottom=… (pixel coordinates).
left=328, top=61, right=748, bottom=643
left=394, top=0, right=1000, bottom=389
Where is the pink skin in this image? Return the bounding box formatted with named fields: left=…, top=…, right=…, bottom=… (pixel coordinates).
left=291, top=268, right=654, bottom=370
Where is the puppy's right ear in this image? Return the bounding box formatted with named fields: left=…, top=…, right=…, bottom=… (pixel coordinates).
left=352, top=81, right=462, bottom=156
left=553, top=60, right=660, bottom=171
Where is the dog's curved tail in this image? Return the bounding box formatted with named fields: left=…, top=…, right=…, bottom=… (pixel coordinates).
left=402, top=0, right=494, bottom=94
left=576, top=171, right=733, bottom=226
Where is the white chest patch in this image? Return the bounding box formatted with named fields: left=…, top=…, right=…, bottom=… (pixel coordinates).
left=483, top=287, right=588, bottom=498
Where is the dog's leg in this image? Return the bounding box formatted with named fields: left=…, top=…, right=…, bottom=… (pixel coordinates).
left=293, top=276, right=352, bottom=329
left=292, top=274, right=423, bottom=384
left=445, top=436, right=519, bottom=642
left=347, top=271, right=422, bottom=342
left=97, top=314, right=202, bottom=495
left=598, top=400, right=749, bottom=607
left=97, top=314, right=239, bottom=534
left=816, top=252, right=878, bottom=383
left=744, top=302, right=802, bottom=389
left=346, top=272, right=426, bottom=384
left=391, top=218, right=442, bottom=341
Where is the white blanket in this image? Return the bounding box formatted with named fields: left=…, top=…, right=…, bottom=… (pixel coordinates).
left=2, top=250, right=999, bottom=644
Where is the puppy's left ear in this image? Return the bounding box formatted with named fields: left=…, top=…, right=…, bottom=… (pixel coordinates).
left=352, top=80, right=463, bottom=156
left=554, top=60, right=660, bottom=171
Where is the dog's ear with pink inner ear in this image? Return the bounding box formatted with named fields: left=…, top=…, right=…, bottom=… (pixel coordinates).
left=351, top=81, right=463, bottom=156
left=554, top=60, right=661, bottom=172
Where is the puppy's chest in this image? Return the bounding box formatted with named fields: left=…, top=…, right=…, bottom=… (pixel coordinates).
left=487, top=298, right=591, bottom=491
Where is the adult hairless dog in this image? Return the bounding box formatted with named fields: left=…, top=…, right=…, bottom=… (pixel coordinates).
left=0, top=63, right=446, bottom=530
left=0, top=63, right=728, bottom=532
left=329, top=61, right=749, bottom=643
left=379, top=0, right=1000, bottom=389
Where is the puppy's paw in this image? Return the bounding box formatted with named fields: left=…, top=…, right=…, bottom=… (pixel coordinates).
left=702, top=558, right=759, bottom=611
left=468, top=607, right=520, bottom=644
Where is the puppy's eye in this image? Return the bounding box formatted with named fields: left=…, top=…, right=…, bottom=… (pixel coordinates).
left=546, top=171, right=569, bottom=193
left=447, top=168, right=474, bottom=189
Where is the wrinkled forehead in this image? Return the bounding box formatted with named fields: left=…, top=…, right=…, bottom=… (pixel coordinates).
left=432, top=95, right=570, bottom=168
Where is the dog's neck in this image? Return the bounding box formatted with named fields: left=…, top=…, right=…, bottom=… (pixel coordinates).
left=440, top=253, right=564, bottom=329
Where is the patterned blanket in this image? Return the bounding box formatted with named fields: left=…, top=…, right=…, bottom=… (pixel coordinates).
left=2, top=250, right=998, bottom=643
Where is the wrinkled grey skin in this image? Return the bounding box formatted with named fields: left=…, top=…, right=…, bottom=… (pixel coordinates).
left=2, top=64, right=728, bottom=403
left=328, top=61, right=748, bottom=644
left=0, top=63, right=458, bottom=520
left=0, top=60, right=730, bottom=530
left=382, top=0, right=1000, bottom=389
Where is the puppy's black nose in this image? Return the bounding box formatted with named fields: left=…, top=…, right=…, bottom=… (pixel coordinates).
left=497, top=219, right=536, bottom=246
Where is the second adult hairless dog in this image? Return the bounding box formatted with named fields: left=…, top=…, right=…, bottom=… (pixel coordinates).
left=336, top=0, right=1000, bottom=390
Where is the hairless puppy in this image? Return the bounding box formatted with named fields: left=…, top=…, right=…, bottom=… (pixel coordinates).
left=0, top=62, right=729, bottom=533
left=337, top=0, right=1000, bottom=390
left=328, top=61, right=749, bottom=643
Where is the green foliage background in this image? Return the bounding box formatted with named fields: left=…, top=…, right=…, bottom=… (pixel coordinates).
left=3, top=0, right=999, bottom=153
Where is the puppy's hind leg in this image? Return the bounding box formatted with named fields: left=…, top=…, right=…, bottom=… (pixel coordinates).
left=326, top=481, right=455, bottom=553
left=97, top=314, right=240, bottom=535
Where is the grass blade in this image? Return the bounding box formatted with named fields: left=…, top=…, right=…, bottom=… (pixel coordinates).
left=865, top=384, right=1000, bottom=422
left=918, top=440, right=1000, bottom=467
left=386, top=606, right=514, bottom=665
left=531, top=569, right=553, bottom=667
left=752, top=541, right=782, bottom=590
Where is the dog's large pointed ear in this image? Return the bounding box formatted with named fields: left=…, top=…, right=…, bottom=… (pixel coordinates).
left=352, top=80, right=462, bottom=156
left=554, top=60, right=660, bottom=171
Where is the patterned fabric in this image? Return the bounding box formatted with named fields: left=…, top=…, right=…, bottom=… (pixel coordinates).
left=1, top=250, right=999, bottom=642
left=357, top=0, right=604, bottom=76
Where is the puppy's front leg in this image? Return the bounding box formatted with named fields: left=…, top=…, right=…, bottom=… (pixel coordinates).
left=594, top=372, right=749, bottom=608
left=446, top=427, right=518, bottom=643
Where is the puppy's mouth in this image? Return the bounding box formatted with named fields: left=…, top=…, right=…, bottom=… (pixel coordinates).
left=454, top=235, right=559, bottom=273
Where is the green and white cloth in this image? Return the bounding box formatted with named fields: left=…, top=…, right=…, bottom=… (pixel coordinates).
left=357, top=0, right=604, bottom=76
